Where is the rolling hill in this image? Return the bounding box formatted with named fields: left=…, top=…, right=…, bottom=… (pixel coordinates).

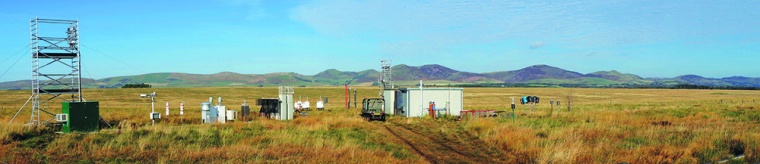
left=1, top=64, right=759, bottom=89
left=483, top=64, right=585, bottom=82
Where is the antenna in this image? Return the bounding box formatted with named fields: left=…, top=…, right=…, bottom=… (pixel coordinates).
left=381, top=60, right=392, bottom=89
left=345, top=80, right=351, bottom=109
left=140, top=92, right=157, bottom=125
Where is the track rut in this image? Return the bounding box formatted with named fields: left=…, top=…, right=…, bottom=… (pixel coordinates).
left=377, top=121, right=507, bottom=163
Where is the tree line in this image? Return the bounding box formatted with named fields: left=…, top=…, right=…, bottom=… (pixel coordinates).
left=440, top=83, right=758, bottom=90
left=122, top=83, right=151, bottom=88
left=672, top=84, right=758, bottom=90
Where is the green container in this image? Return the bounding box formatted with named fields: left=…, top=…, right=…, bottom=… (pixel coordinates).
left=62, top=101, right=100, bottom=133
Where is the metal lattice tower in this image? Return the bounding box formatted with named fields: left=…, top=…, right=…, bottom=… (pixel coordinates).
left=29, top=18, right=82, bottom=126
left=381, top=60, right=392, bottom=89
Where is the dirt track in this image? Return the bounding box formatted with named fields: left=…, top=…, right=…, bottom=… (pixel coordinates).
left=375, top=120, right=507, bottom=164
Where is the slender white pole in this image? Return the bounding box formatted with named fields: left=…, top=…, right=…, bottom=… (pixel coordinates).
left=419, top=80, right=423, bottom=118
left=180, top=102, right=184, bottom=122
left=77, top=20, right=82, bottom=102
left=448, top=88, right=451, bottom=115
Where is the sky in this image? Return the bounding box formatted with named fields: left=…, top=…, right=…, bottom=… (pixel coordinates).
left=1, top=0, right=759, bottom=82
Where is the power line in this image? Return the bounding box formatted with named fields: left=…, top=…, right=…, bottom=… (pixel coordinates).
left=82, top=62, right=96, bottom=81
left=80, top=44, right=149, bottom=74
left=0, top=48, right=29, bottom=81
left=0, top=44, right=29, bottom=65
left=4, top=43, right=150, bottom=84
left=80, top=59, right=105, bottom=101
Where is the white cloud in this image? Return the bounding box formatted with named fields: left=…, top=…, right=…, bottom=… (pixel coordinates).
left=530, top=41, right=544, bottom=49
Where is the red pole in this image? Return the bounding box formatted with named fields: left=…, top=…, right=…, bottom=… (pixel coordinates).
left=345, top=83, right=349, bottom=109
left=429, top=102, right=435, bottom=119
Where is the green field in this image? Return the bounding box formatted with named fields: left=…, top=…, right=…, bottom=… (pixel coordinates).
left=1, top=87, right=759, bottom=163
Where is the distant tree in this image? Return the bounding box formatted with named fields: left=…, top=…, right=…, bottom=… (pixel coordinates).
left=122, top=83, right=151, bottom=88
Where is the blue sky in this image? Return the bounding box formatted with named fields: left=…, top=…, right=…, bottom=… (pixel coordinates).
left=1, top=0, right=759, bottom=81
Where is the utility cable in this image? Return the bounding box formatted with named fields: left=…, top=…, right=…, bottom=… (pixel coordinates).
left=81, top=62, right=97, bottom=88
left=0, top=48, right=29, bottom=81
left=80, top=61, right=101, bottom=95
left=78, top=45, right=115, bottom=128
left=82, top=63, right=96, bottom=83
left=80, top=44, right=149, bottom=74
left=80, top=64, right=113, bottom=128
left=0, top=44, right=29, bottom=65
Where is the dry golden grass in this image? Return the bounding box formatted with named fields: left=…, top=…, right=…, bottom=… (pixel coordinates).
left=1, top=87, right=759, bottom=163
left=460, top=88, right=760, bottom=163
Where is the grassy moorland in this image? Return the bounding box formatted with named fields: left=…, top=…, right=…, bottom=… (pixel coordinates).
left=1, top=87, right=759, bottom=163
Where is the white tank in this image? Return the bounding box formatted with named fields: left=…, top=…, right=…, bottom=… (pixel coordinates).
left=201, top=102, right=211, bottom=111
left=302, top=101, right=310, bottom=109
left=295, top=101, right=302, bottom=110
left=201, top=102, right=211, bottom=123
left=226, top=110, right=236, bottom=121
left=316, top=101, right=324, bottom=109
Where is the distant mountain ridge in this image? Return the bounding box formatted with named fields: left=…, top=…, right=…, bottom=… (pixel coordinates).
left=482, top=64, right=585, bottom=82
left=2, top=64, right=759, bottom=89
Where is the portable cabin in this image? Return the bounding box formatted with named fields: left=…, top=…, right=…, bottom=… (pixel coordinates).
left=395, top=88, right=463, bottom=118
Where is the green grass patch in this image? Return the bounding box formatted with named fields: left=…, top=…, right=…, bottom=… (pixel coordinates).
left=638, top=107, right=698, bottom=118
left=620, top=136, right=648, bottom=149
left=8, top=128, right=57, bottom=149
left=308, top=127, right=414, bottom=159
left=524, top=117, right=573, bottom=128
left=664, top=131, right=696, bottom=147
left=721, top=108, right=760, bottom=122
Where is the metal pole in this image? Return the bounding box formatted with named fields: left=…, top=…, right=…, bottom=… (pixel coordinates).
left=530, top=102, right=533, bottom=115
left=419, top=80, right=423, bottom=118
left=151, top=96, right=155, bottom=126
left=353, top=89, right=357, bottom=109
left=550, top=98, right=553, bottom=117
left=286, top=90, right=291, bottom=120
left=9, top=96, right=33, bottom=125
left=448, top=86, right=451, bottom=115
left=30, top=18, right=39, bottom=127
left=511, top=97, right=515, bottom=122
left=76, top=20, right=82, bottom=102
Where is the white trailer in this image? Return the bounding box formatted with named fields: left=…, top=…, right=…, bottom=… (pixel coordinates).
left=395, top=88, right=463, bottom=118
